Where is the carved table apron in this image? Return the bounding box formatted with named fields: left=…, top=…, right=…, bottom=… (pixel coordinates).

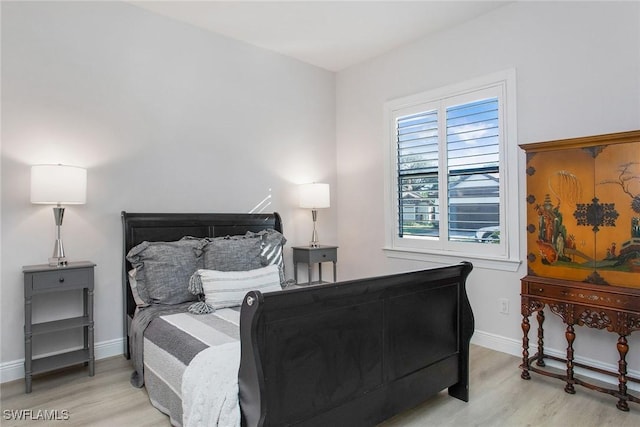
left=521, top=275, right=640, bottom=411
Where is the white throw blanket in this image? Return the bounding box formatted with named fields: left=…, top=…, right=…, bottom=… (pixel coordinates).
left=182, top=342, right=241, bottom=427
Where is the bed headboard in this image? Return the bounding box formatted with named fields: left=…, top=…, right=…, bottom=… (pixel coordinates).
left=121, top=211, right=282, bottom=358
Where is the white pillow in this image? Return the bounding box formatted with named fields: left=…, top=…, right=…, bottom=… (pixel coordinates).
left=195, top=265, right=282, bottom=310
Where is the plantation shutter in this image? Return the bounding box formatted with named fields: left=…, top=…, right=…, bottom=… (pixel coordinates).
left=446, top=98, right=500, bottom=242
left=396, top=109, right=439, bottom=238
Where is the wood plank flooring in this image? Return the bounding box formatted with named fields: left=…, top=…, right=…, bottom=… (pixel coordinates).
left=2, top=345, right=639, bottom=426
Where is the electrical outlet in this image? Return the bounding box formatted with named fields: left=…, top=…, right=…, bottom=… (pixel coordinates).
left=498, top=298, right=509, bottom=314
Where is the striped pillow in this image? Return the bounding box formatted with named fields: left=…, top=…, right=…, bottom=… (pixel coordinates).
left=195, top=265, right=282, bottom=310
left=257, top=229, right=286, bottom=270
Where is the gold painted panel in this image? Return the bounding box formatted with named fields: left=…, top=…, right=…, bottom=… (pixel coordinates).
left=525, top=147, right=596, bottom=282
left=594, top=142, right=640, bottom=287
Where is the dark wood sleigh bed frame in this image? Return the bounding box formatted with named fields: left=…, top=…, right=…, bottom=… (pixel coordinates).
left=122, top=212, right=475, bottom=426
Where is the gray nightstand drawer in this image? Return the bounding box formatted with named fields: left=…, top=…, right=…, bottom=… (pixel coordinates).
left=292, top=246, right=338, bottom=263
left=30, top=268, right=92, bottom=291
left=306, top=248, right=337, bottom=263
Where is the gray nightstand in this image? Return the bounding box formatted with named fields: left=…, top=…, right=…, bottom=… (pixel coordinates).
left=23, top=261, right=95, bottom=393
left=292, top=245, right=338, bottom=285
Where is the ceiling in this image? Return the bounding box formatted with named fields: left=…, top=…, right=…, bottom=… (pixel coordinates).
left=129, top=1, right=511, bottom=72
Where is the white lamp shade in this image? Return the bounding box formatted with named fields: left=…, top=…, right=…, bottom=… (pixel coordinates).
left=31, top=164, right=87, bottom=204
left=299, top=183, right=330, bottom=209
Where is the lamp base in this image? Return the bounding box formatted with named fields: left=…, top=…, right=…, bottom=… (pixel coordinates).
left=310, top=211, right=320, bottom=247
left=48, top=256, right=68, bottom=267
left=49, top=236, right=67, bottom=267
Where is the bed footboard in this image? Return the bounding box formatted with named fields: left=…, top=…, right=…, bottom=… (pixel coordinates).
left=239, top=262, right=474, bottom=427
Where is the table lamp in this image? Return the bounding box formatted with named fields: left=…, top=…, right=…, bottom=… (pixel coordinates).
left=31, top=164, right=87, bottom=266
left=299, top=183, right=330, bottom=247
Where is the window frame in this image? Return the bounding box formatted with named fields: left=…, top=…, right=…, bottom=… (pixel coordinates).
left=383, top=70, right=521, bottom=271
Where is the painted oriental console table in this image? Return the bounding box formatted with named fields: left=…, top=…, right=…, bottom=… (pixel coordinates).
left=520, top=130, right=640, bottom=411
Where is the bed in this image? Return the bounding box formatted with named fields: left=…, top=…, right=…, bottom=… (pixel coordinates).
left=122, top=211, right=475, bottom=426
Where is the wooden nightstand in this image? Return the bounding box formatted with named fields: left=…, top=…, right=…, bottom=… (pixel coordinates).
left=22, top=261, right=95, bottom=393
left=292, top=245, right=338, bottom=285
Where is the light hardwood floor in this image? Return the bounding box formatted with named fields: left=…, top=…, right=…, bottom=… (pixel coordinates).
left=2, top=345, right=639, bottom=426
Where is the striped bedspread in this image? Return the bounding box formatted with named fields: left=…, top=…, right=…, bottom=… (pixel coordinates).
left=143, top=308, right=241, bottom=426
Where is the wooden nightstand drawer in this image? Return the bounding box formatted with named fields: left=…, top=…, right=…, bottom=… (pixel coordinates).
left=30, top=268, right=92, bottom=291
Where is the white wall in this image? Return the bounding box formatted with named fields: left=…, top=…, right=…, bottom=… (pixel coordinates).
left=1, top=1, right=336, bottom=374
left=336, top=0, right=640, bottom=375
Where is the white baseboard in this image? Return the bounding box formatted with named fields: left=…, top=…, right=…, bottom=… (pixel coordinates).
left=472, top=329, right=523, bottom=356
left=0, top=338, right=125, bottom=384
left=3, top=331, right=637, bottom=393
left=472, top=329, right=640, bottom=392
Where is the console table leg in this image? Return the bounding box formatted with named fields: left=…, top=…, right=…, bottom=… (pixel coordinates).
left=521, top=314, right=531, bottom=380
left=616, top=335, right=630, bottom=412
left=536, top=310, right=546, bottom=367
left=24, top=295, right=32, bottom=393
left=24, top=332, right=32, bottom=394
left=564, top=324, right=576, bottom=394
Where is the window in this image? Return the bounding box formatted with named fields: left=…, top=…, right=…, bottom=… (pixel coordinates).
left=384, top=70, right=520, bottom=271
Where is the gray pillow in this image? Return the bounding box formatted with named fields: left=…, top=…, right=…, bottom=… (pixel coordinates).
left=126, top=238, right=205, bottom=305
left=203, top=233, right=263, bottom=271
